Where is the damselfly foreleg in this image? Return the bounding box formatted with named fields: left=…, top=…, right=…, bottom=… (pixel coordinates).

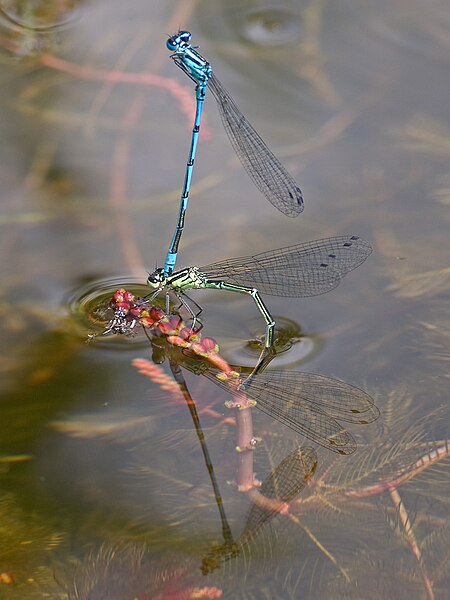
left=173, top=290, right=204, bottom=334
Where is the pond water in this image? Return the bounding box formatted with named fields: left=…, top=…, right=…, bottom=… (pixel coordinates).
left=0, top=0, right=449, bottom=598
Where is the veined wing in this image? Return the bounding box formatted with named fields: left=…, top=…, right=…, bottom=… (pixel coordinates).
left=208, top=74, right=303, bottom=218
left=244, top=382, right=356, bottom=455
left=243, top=371, right=379, bottom=424
left=241, top=447, right=317, bottom=540
left=196, top=367, right=378, bottom=454
left=198, top=236, right=372, bottom=297
left=201, top=447, right=317, bottom=574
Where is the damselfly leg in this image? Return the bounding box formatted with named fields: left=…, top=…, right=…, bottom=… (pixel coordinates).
left=173, top=290, right=204, bottom=335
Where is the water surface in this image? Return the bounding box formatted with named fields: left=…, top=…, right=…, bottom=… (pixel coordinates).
left=0, top=0, right=449, bottom=598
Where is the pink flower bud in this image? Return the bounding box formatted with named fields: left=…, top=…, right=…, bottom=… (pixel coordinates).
left=178, top=327, right=192, bottom=340
left=113, top=288, right=127, bottom=301
left=167, top=314, right=183, bottom=330
left=190, top=342, right=206, bottom=356
left=167, top=334, right=189, bottom=347
left=115, top=302, right=130, bottom=314
left=149, top=307, right=165, bottom=321
left=201, top=337, right=219, bottom=353
left=140, top=317, right=154, bottom=328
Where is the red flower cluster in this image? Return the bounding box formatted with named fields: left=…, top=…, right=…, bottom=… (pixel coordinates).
left=108, top=289, right=236, bottom=377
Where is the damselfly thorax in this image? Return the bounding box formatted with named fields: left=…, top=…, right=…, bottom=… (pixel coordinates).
left=147, top=266, right=207, bottom=292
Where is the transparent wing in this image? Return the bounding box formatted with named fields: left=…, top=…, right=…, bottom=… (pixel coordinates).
left=244, top=371, right=379, bottom=424
left=208, top=74, right=303, bottom=218
left=199, top=236, right=372, bottom=297
left=201, top=447, right=316, bottom=574
left=242, top=447, right=317, bottom=541
left=193, top=367, right=378, bottom=454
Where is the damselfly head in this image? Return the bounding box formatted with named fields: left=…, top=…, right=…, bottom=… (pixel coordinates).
left=147, top=268, right=166, bottom=289
left=166, top=30, right=191, bottom=51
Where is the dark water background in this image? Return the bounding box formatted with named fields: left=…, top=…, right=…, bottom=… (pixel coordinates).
left=0, top=0, right=449, bottom=598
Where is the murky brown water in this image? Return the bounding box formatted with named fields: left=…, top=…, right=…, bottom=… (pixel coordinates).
left=0, top=1, right=449, bottom=598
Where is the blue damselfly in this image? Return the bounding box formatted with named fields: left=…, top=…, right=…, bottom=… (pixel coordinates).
left=164, top=30, right=304, bottom=275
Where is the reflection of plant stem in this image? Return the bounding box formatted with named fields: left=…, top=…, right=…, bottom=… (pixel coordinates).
left=168, top=357, right=234, bottom=547
left=233, top=392, right=259, bottom=494
left=133, top=326, right=319, bottom=572
left=135, top=353, right=286, bottom=576
left=134, top=320, right=268, bottom=538
left=135, top=350, right=260, bottom=494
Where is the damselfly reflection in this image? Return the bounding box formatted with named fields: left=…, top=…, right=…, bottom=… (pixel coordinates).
left=202, top=446, right=318, bottom=574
